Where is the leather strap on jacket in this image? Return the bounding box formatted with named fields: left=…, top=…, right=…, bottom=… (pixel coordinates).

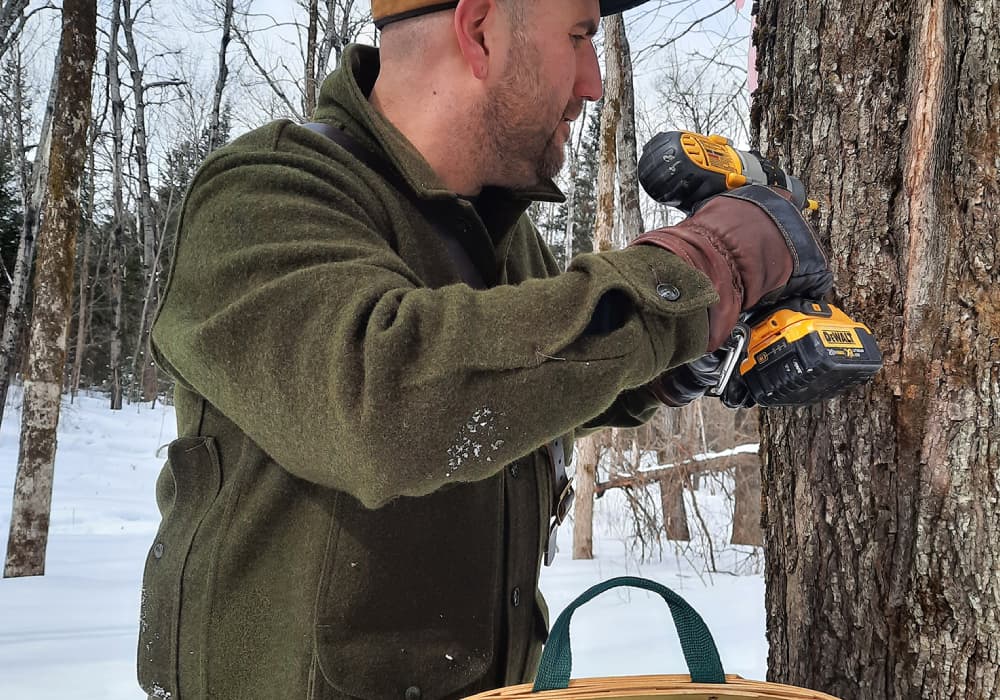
left=544, top=437, right=574, bottom=566
left=302, top=121, right=573, bottom=563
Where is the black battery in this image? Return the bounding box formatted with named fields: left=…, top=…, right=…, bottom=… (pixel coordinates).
left=740, top=310, right=883, bottom=407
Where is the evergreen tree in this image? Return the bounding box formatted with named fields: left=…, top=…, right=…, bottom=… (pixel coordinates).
left=0, top=148, right=23, bottom=319
left=546, top=103, right=602, bottom=268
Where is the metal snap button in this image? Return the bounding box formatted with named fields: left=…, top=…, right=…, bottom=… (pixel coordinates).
left=153, top=543, right=164, bottom=559
left=511, top=587, right=521, bottom=607
left=656, top=283, right=681, bottom=301
left=405, top=686, right=421, bottom=700
left=509, top=464, right=519, bottom=479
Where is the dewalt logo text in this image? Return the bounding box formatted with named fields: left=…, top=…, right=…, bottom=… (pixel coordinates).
left=821, top=329, right=862, bottom=348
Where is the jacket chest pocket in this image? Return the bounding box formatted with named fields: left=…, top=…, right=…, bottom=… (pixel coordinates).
left=137, top=436, right=222, bottom=699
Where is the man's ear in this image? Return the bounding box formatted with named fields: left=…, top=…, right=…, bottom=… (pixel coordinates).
left=454, top=0, right=498, bottom=80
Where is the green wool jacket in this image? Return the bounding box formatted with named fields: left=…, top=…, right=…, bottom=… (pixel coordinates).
left=138, top=44, right=716, bottom=700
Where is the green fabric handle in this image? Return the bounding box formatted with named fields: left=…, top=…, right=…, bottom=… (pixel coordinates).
left=532, top=576, right=726, bottom=691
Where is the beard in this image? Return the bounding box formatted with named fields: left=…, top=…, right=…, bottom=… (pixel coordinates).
left=480, top=38, right=576, bottom=188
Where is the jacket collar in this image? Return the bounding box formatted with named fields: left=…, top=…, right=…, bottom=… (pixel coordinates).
left=312, top=44, right=565, bottom=206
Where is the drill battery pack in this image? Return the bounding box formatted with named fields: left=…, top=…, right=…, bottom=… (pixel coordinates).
left=739, top=300, right=883, bottom=407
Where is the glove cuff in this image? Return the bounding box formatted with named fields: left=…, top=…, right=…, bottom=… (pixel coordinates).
left=632, top=226, right=741, bottom=351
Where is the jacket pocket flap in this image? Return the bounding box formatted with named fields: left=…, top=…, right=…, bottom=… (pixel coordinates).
left=315, top=626, right=493, bottom=700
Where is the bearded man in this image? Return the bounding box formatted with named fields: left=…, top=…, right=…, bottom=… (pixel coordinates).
left=138, top=1, right=831, bottom=698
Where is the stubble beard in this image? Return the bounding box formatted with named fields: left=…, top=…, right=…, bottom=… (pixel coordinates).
left=481, top=38, right=570, bottom=188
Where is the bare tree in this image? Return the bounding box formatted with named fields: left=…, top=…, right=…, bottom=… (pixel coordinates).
left=106, top=0, right=127, bottom=409
left=121, top=0, right=166, bottom=402
left=0, top=39, right=57, bottom=431
left=207, top=0, right=235, bottom=152
left=68, top=127, right=98, bottom=398
left=303, top=0, right=318, bottom=117
left=0, top=0, right=58, bottom=64
left=572, top=14, right=629, bottom=561
left=613, top=17, right=643, bottom=238
left=232, top=0, right=370, bottom=123
left=4, top=0, right=97, bottom=578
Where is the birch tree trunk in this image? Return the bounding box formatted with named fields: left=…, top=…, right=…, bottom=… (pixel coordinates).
left=0, top=41, right=57, bottom=431
left=4, top=0, right=97, bottom=578
left=593, top=16, right=622, bottom=254
left=754, top=1, right=1000, bottom=697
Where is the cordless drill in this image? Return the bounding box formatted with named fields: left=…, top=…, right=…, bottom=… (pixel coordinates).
left=638, top=130, right=882, bottom=407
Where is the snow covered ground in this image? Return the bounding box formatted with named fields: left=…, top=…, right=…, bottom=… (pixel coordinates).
left=0, top=390, right=767, bottom=699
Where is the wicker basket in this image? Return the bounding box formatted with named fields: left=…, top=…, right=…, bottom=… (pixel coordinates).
left=465, top=577, right=840, bottom=700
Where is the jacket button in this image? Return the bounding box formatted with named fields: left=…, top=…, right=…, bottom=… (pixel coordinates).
left=153, top=543, right=164, bottom=559
left=656, top=283, right=681, bottom=301
left=509, top=464, right=519, bottom=479
left=511, top=587, right=521, bottom=607
left=405, top=687, right=421, bottom=700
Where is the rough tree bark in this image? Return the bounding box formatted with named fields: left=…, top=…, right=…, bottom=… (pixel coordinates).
left=4, top=0, right=97, bottom=578
left=753, top=1, right=999, bottom=698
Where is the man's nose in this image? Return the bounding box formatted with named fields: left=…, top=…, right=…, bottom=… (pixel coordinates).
left=576, top=42, right=603, bottom=102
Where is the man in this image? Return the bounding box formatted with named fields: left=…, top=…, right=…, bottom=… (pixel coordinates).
left=137, top=1, right=831, bottom=698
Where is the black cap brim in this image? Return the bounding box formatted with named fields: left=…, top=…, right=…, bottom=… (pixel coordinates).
left=599, top=0, right=650, bottom=15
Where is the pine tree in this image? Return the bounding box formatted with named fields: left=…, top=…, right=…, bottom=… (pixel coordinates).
left=0, top=148, right=23, bottom=319
left=546, top=104, right=602, bottom=269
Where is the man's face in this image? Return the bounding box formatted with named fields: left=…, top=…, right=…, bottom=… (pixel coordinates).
left=480, top=0, right=602, bottom=188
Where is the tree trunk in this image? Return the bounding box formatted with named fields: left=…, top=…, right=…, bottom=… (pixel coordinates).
left=4, top=0, right=96, bottom=578
left=69, top=142, right=96, bottom=398
left=730, top=459, right=761, bottom=547
left=659, top=471, right=690, bottom=541
left=593, top=15, right=622, bottom=253
left=304, top=0, right=319, bottom=118
left=571, top=433, right=599, bottom=560
left=754, top=1, right=1000, bottom=698
left=612, top=16, right=643, bottom=239
left=207, top=0, right=235, bottom=153
left=106, top=0, right=126, bottom=410
left=0, top=40, right=57, bottom=431
left=571, top=16, right=630, bottom=560
left=121, top=0, right=159, bottom=402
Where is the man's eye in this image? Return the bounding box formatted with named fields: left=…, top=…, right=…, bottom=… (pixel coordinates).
left=571, top=34, right=587, bottom=47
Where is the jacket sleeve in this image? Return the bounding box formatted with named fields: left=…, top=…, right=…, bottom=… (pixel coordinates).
left=151, top=130, right=717, bottom=509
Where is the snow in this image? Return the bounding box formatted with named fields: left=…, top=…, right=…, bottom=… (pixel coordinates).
left=0, top=390, right=767, bottom=698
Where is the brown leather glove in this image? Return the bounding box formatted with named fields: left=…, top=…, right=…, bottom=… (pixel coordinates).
left=631, top=184, right=832, bottom=350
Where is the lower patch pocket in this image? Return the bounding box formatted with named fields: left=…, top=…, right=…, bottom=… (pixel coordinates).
left=137, top=436, right=221, bottom=698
